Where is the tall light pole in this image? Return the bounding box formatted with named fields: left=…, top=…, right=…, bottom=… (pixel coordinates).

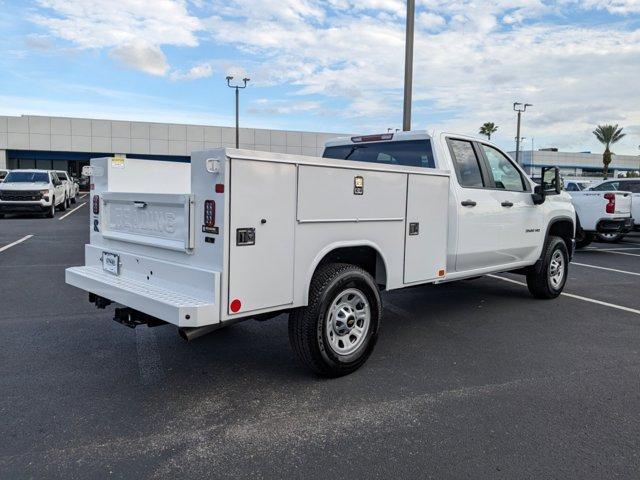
left=513, top=102, right=532, bottom=166
left=402, top=0, right=415, bottom=132
left=226, top=76, right=250, bottom=148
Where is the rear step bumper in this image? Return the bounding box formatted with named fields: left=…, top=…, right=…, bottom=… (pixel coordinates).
left=66, top=266, right=218, bottom=327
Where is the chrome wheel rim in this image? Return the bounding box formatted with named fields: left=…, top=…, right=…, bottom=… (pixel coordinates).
left=325, top=288, right=370, bottom=356
left=599, top=233, right=618, bottom=240
left=549, top=250, right=565, bottom=289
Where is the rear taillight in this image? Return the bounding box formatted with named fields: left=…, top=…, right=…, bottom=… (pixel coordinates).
left=93, top=195, right=100, bottom=214
left=204, top=200, right=216, bottom=227
left=604, top=193, right=615, bottom=214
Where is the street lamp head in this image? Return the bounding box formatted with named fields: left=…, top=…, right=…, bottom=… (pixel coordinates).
left=513, top=102, right=522, bottom=110
left=243, top=77, right=250, bottom=83
left=226, top=75, right=233, bottom=81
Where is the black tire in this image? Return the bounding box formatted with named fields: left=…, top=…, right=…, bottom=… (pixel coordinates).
left=71, top=194, right=77, bottom=205
left=46, top=202, right=55, bottom=218
left=526, top=236, right=569, bottom=299
left=58, top=195, right=67, bottom=212
left=0, top=213, right=5, bottom=219
left=65, top=195, right=71, bottom=209
left=575, top=229, right=593, bottom=249
left=596, top=232, right=625, bottom=243
left=288, top=263, right=382, bottom=377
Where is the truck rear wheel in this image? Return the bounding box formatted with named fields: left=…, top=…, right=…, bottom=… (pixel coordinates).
left=526, top=236, right=568, bottom=299
left=288, top=263, right=381, bottom=377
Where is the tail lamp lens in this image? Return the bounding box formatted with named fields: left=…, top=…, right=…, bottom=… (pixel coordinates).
left=204, top=200, right=216, bottom=227
left=92, top=195, right=100, bottom=214
left=604, top=193, right=615, bottom=214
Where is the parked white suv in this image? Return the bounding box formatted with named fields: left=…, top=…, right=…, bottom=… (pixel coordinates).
left=55, top=170, right=79, bottom=206
left=0, top=170, right=67, bottom=218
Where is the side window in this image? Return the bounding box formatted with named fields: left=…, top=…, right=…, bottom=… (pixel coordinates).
left=565, top=183, right=578, bottom=191
left=51, top=172, right=59, bottom=185
left=592, top=182, right=618, bottom=191
left=448, top=139, right=484, bottom=188
left=481, top=144, right=525, bottom=192
left=625, top=181, right=640, bottom=193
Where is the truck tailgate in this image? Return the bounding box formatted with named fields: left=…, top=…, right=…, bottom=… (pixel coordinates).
left=614, top=192, right=632, bottom=215
left=101, top=192, right=195, bottom=252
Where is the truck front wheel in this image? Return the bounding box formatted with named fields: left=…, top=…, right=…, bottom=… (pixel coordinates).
left=288, top=263, right=381, bottom=377
left=526, top=236, right=569, bottom=299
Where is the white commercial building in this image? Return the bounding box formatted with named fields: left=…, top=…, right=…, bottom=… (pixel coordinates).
left=510, top=149, right=640, bottom=178
left=0, top=114, right=344, bottom=176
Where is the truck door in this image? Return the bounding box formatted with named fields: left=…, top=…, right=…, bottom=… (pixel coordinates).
left=228, top=159, right=296, bottom=315
left=477, top=143, right=543, bottom=264
left=447, top=138, right=507, bottom=271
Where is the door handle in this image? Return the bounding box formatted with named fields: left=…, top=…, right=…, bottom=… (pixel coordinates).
left=461, top=200, right=477, bottom=207
left=501, top=201, right=514, bottom=207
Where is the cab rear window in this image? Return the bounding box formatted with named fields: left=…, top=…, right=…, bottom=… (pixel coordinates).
left=323, top=140, right=435, bottom=169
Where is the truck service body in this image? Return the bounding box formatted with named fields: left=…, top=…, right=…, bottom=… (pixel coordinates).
left=66, top=131, right=575, bottom=376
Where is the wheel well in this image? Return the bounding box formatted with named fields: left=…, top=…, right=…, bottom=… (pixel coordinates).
left=548, top=219, right=574, bottom=251
left=316, top=246, right=387, bottom=288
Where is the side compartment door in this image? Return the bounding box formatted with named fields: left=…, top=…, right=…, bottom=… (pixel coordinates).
left=228, top=159, right=296, bottom=315
left=404, top=174, right=449, bottom=283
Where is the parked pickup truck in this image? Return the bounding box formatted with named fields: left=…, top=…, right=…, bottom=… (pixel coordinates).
left=566, top=184, right=632, bottom=248
left=587, top=178, right=639, bottom=243
left=66, top=131, right=575, bottom=376
left=0, top=169, right=67, bottom=218
left=56, top=170, right=79, bottom=206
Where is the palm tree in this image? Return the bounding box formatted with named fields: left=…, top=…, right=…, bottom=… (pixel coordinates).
left=593, top=124, right=625, bottom=179
left=479, top=122, right=498, bottom=140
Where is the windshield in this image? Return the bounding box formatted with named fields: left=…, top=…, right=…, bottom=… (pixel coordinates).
left=323, top=139, right=435, bottom=169
left=4, top=172, right=49, bottom=183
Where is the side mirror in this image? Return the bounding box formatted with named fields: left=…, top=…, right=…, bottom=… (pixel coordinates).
left=542, top=166, right=562, bottom=195
left=532, top=184, right=545, bottom=205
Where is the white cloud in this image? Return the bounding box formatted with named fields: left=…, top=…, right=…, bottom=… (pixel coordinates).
left=110, top=43, right=169, bottom=76
left=199, top=1, right=640, bottom=153
left=170, top=62, right=213, bottom=81
left=33, top=0, right=202, bottom=74
left=578, top=0, right=640, bottom=14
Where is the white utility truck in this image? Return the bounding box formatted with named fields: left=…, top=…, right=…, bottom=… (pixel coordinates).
left=66, top=132, right=575, bottom=376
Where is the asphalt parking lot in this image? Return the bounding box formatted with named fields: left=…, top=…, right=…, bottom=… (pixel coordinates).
left=1, top=205, right=640, bottom=479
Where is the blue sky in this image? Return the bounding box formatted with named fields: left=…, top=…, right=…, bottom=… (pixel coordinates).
left=1, top=0, right=639, bottom=154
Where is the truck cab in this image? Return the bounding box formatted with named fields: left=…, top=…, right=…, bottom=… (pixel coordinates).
left=324, top=131, right=575, bottom=278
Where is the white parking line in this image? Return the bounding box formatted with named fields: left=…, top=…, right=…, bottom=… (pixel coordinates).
left=571, top=262, right=640, bottom=277
left=0, top=235, right=33, bottom=253
left=58, top=202, right=86, bottom=220
left=586, top=249, right=640, bottom=258
left=79, top=193, right=87, bottom=199
left=586, top=246, right=640, bottom=251
left=488, top=274, right=640, bottom=316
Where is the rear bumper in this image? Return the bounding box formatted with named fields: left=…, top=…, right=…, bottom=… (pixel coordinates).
left=596, top=217, right=633, bottom=234
left=66, top=265, right=219, bottom=328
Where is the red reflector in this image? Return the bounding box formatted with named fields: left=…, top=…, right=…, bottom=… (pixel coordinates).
left=204, top=200, right=216, bottom=227
left=90, top=183, right=95, bottom=190
left=230, top=299, right=242, bottom=313
left=604, top=193, right=616, bottom=214
left=92, top=195, right=100, bottom=215
left=215, top=183, right=224, bottom=193
left=351, top=133, right=393, bottom=143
